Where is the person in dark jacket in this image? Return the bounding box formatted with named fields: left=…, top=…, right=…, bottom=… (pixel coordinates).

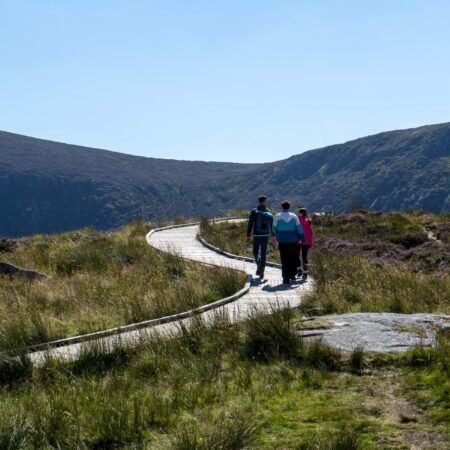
left=247, top=195, right=274, bottom=278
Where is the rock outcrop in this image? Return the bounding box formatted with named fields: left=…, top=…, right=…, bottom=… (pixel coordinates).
left=298, top=313, right=450, bottom=353
left=0, top=262, right=49, bottom=281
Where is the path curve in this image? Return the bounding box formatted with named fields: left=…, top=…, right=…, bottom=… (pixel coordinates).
left=30, top=221, right=312, bottom=364
left=147, top=222, right=314, bottom=319
left=148, top=222, right=450, bottom=354
left=29, top=220, right=449, bottom=364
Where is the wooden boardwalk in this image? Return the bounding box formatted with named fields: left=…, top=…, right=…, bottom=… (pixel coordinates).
left=148, top=223, right=314, bottom=318
left=30, top=222, right=313, bottom=364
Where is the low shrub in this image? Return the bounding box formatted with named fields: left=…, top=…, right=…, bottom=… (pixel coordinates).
left=296, top=425, right=360, bottom=450
left=349, top=346, right=365, bottom=374
left=243, top=307, right=303, bottom=362
left=173, top=408, right=258, bottom=450
left=304, top=339, right=341, bottom=371
left=0, top=353, right=33, bottom=386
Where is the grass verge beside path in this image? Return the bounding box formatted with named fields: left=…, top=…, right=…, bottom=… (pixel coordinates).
left=0, top=309, right=448, bottom=449
left=0, top=213, right=448, bottom=448
left=201, top=212, right=450, bottom=314
left=0, top=220, right=244, bottom=349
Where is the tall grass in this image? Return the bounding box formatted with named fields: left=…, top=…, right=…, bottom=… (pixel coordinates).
left=201, top=213, right=450, bottom=315
left=0, top=221, right=245, bottom=348
left=296, top=425, right=360, bottom=450
left=243, top=307, right=341, bottom=371
left=173, top=409, right=258, bottom=450
left=0, top=214, right=448, bottom=447
left=301, top=250, right=450, bottom=314
left=243, top=307, right=303, bottom=362
left=350, top=346, right=365, bottom=375
left=0, top=407, right=29, bottom=450
left=0, top=352, right=33, bottom=386
left=0, top=312, right=448, bottom=448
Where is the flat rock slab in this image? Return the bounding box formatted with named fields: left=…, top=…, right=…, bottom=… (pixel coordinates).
left=298, top=312, right=450, bottom=353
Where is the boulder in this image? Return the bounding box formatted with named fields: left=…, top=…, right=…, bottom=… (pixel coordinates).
left=0, top=262, right=49, bottom=281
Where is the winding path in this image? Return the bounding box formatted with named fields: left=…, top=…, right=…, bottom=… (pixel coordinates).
left=147, top=223, right=449, bottom=354
left=30, top=220, right=449, bottom=364
left=148, top=222, right=313, bottom=317
left=30, top=222, right=313, bottom=364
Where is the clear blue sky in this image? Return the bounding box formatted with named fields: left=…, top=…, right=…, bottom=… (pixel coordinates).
left=1, top=0, right=449, bottom=162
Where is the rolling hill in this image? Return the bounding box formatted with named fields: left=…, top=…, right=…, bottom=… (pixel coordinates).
left=1, top=122, right=449, bottom=237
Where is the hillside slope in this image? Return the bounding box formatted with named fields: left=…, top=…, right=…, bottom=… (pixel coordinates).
left=1, top=122, right=449, bottom=236
left=261, top=122, right=450, bottom=213
left=0, top=131, right=262, bottom=236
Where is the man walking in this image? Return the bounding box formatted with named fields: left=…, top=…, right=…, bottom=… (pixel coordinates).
left=247, top=195, right=274, bottom=278
left=272, top=200, right=305, bottom=284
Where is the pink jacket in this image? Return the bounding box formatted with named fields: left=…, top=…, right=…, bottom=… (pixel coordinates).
left=298, top=216, right=313, bottom=248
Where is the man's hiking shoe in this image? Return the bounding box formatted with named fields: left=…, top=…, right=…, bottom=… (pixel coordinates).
left=297, top=268, right=303, bottom=277
left=260, top=268, right=265, bottom=279
left=256, top=264, right=262, bottom=276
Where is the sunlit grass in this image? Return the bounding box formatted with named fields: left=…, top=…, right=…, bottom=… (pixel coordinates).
left=0, top=309, right=448, bottom=448
left=0, top=220, right=244, bottom=348
left=202, top=212, right=450, bottom=314
left=0, top=214, right=448, bottom=448
left=301, top=250, right=450, bottom=314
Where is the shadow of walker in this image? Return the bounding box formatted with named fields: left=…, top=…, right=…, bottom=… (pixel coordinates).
left=261, top=278, right=306, bottom=292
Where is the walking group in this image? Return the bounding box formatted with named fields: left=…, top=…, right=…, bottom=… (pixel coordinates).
left=246, top=196, right=313, bottom=284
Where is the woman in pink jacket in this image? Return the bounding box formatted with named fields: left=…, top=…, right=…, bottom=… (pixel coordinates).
left=297, top=208, right=313, bottom=276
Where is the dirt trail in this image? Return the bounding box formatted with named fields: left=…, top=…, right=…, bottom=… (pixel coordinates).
left=365, top=372, right=449, bottom=449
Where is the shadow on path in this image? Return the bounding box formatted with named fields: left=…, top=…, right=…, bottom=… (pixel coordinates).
left=261, top=279, right=306, bottom=293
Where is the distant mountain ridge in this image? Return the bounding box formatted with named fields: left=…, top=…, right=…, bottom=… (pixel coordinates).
left=1, top=122, right=449, bottom=237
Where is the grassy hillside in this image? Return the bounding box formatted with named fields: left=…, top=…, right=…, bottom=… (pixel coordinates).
left=1, top=304, right=449, bottom=448
left=0, top=215, right=449, bottom=448
left=0, top=221, right=243, bottom=350
left=201, top=210, right=450, bottom=315
left=0, top=130, right=261, bottom=237
left=2, top=122, right=450, bottom=237
left=265, top=123, right=450, bottom=214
